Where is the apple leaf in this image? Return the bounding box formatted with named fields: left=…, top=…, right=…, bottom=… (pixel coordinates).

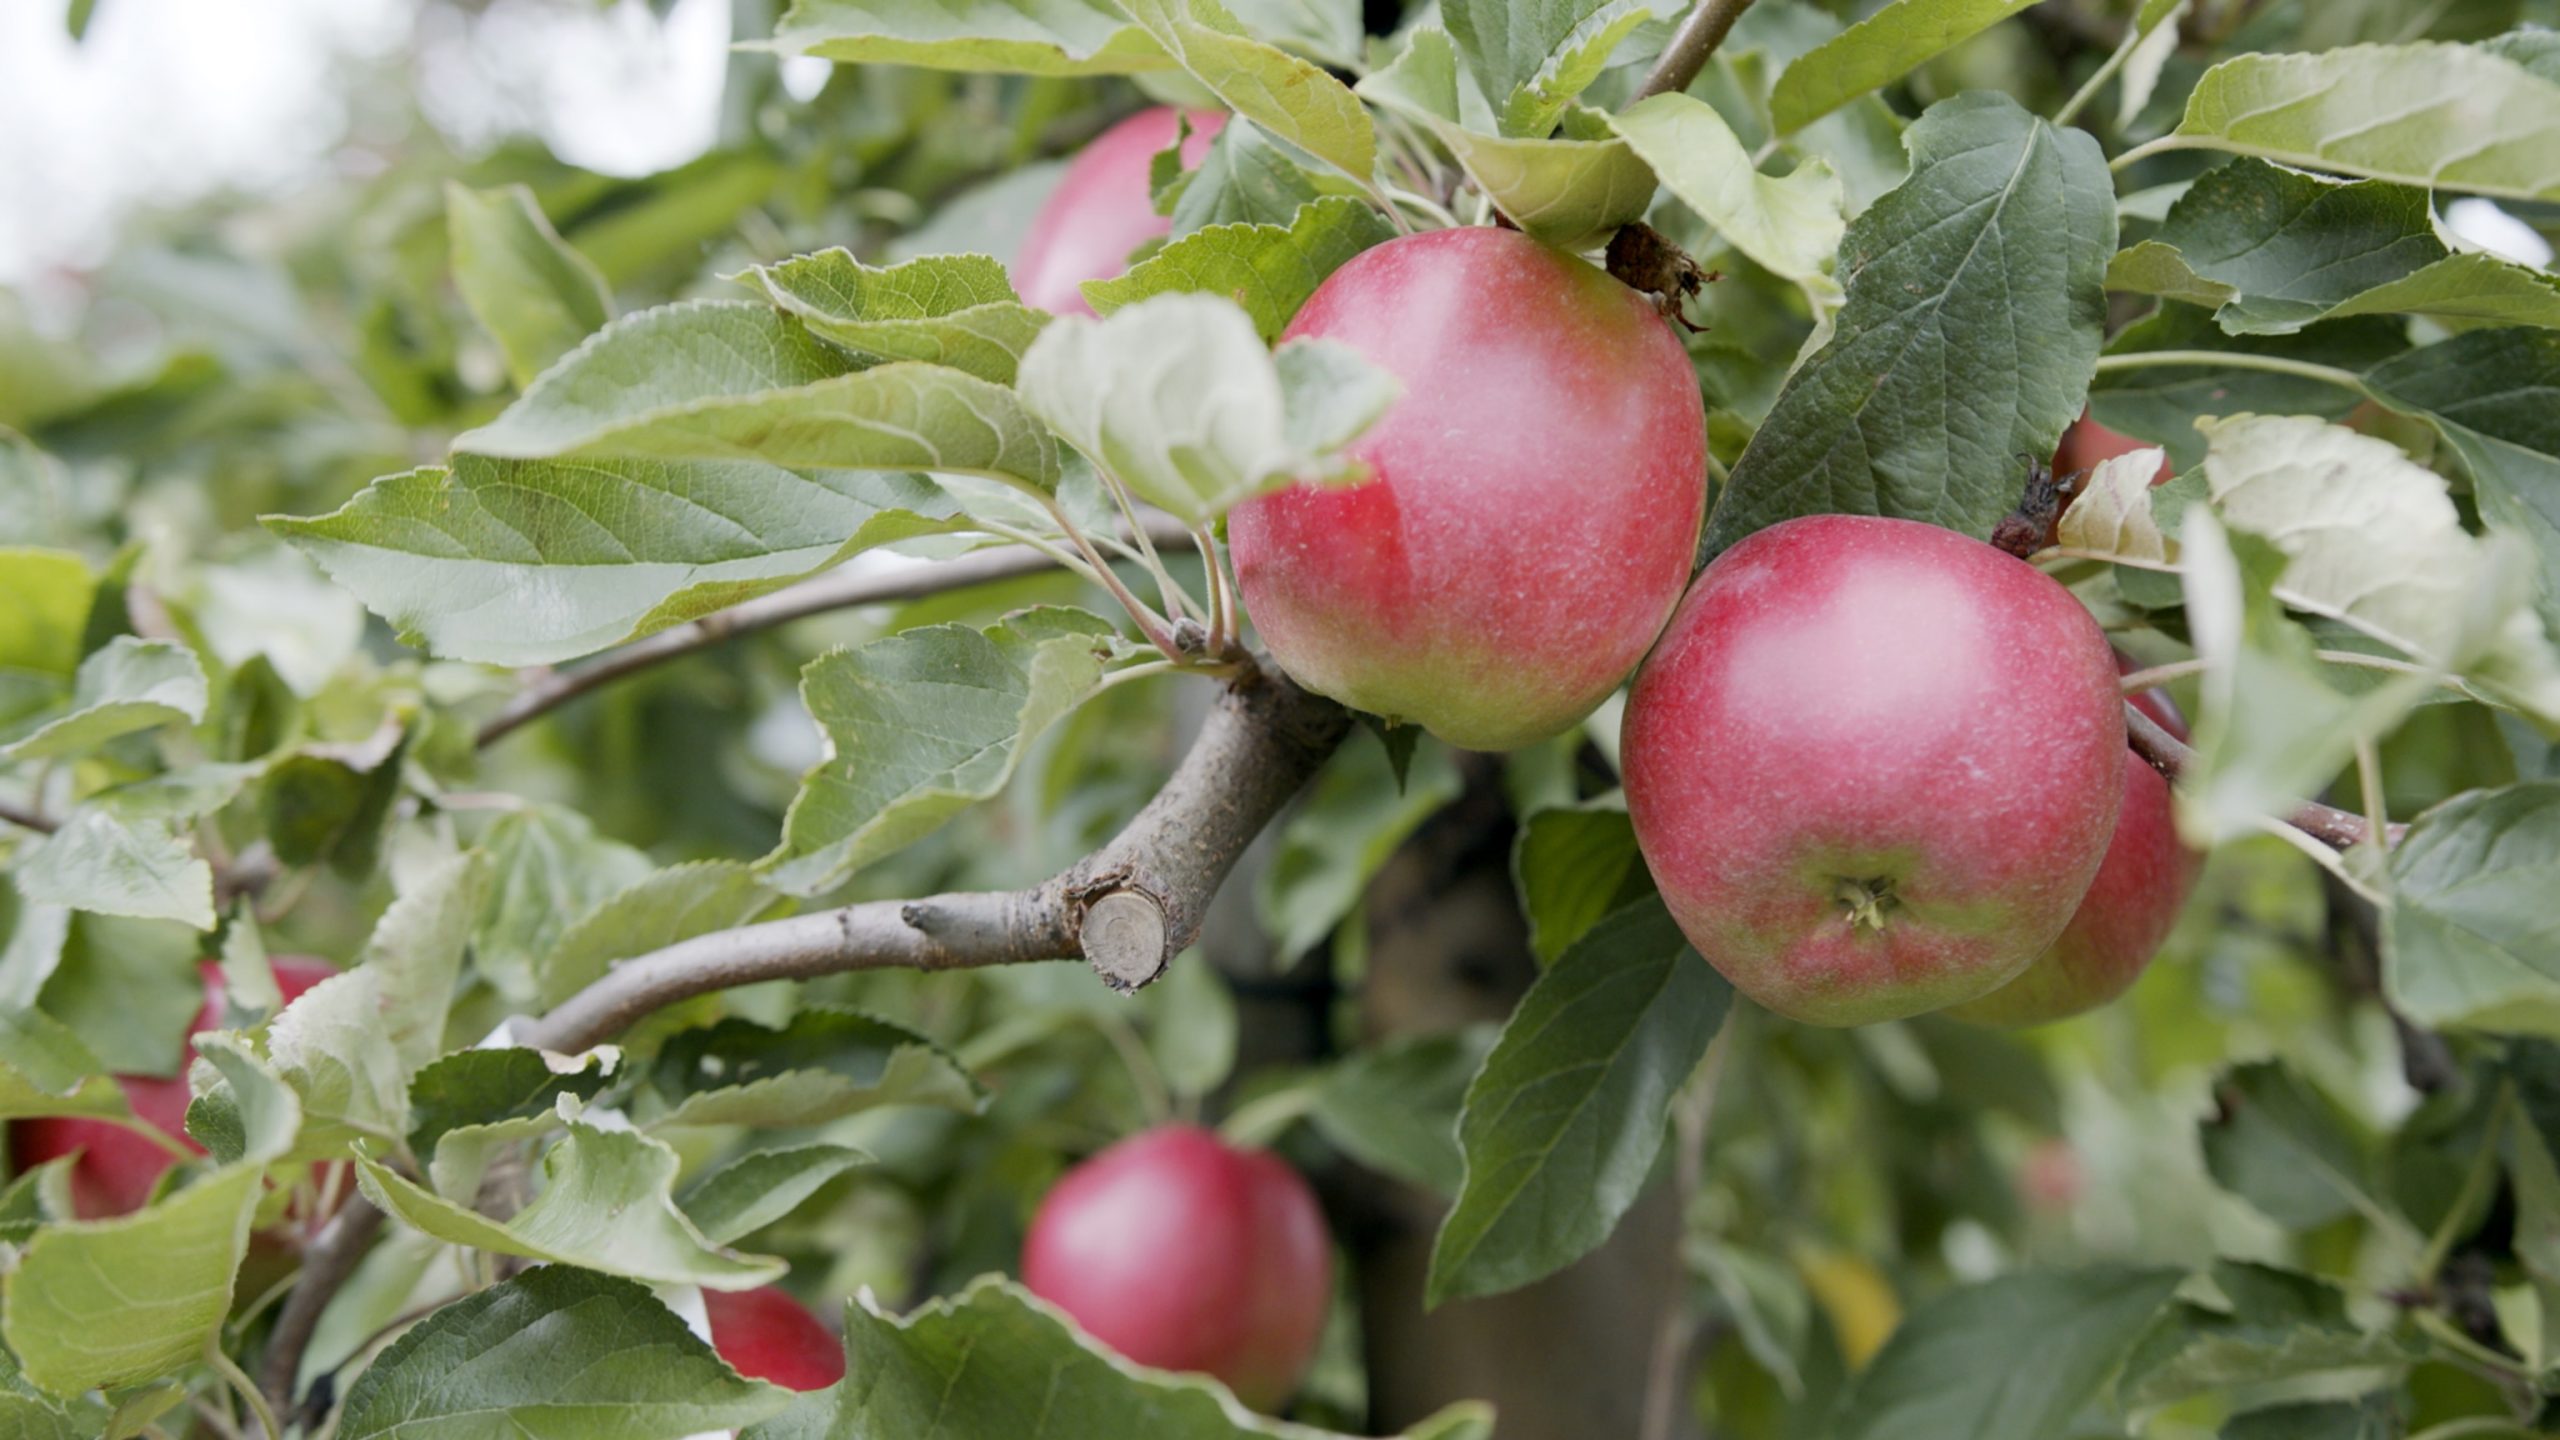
left=1119, top=0, right=1374, bottom=183
left=268, top=455, right=971, bottom=666
left=2220, top=1400, right=2399, bottom=1440
left=1703, top=93, right=2112, bottom=554
left=1163, top=118, right=1332, bottom=235
left=2106, top=159, right=2560, bottom=335
left=2365, top=327, right=2560, bottom=635
left=1256, top=735, right=1462, bottom=964
left=1442, top=0, right=1662, bottom=139
left=764, top=608, right=1125, bottom=895
left=2055, top=446, right=2178, bottom=567
left=0, top=637, right=206, bottom=762
left=1358, top=30, right=1658, bottom=249
left=739, top=1277, right=1495, bottom=1440
left=1768, top=0, right=2041, bottom=135
left=0, top=1006, right=130, bottom=1123
left=1147, top=951, right=1238, bottom=1099
left=13, top=810, right=214, bottom=930
left=2089, top=306, right=2407, bottom=472
left=1428, top=896, right=1732, bottom=1306
left=1609, top=93, right=1848, bottom=299
left=647, top=1006, right=982, bottom=1130
left=730, top=250, right=1048, bottom=385
left=540, top=860, right=784, bottom=1010
left=2157, top=43, right=2560, bottom=201
left=2198, top=1061, right=2386, bottom=1231
left=444, top=181, right=614, bottom=388
left=1827, top=1266, right=2183, bottom=1440
left=470, top=805, right=653, bottom=1007
left=1510, top=797, right=1650, bottom=966
left=0, top=874, right=70, bottom=1013
left=1015, top=293, right=1394, bottom=525
left=358, top=1119, right=789, bottom=1289
left=1081, top=195, right=1394, bottom=341
left=405, top=1046, right=620, bottom=1163
left=1309, top=1026, right=1496, bottom=1197
left=2119, top=1261, right=2416, bottom=1407
left=333, top=1266, right=790, bottom=1440
left=768, top=0, right=1171, bottom=76
left=2383, top=783, right=2560, bottom=1036
left=680, top=1142, right=872, bottom=1245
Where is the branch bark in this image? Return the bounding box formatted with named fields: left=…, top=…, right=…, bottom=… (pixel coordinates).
left=522, top=654, right=1347, bottom=1052
left=477, top=518, right=1197, bottom=748
left=2122, top=700, right=2406, bottom=850
left=1633, top=0, right=1759, bottom=102
left=258, top=1201, right=385, bottom=1412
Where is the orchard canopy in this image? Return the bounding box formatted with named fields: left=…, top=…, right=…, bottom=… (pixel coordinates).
left=12, top=0, right=2560, bottom=1436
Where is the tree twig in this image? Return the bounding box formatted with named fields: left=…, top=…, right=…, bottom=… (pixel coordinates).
left=1634, top=0, right=1760, bottom=102
left=523, top=653, right=1348, bottom=1053
left=2123, top=700, right=2406, bottom=850
left=476, top=518, right=1196, bottom=748
left=258, top=1201, right=386, bottom=1412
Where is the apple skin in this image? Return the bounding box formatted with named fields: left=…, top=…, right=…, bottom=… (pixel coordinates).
left=2055, top=411, right=2170, bottom=485
left=1012, top=107, right=1226, bottom=315
left=1621, top=515, right=2126, bottom=1027
left=1022, top=1126, right=1332, bottom=1410
left=9, top=956, right=336, bottom=1218
left=703, top=1285, right=846, bottom=1392
left=1946, top=673, right=2202, bottom=1027
left=1228, top=226, right=1707, bottom=751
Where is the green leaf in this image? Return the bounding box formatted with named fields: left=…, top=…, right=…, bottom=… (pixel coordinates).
left=2120, top=1262, right=2415, bottom=1408
left=2220, top=1398, right=2400, bottom=1440
left=2159, top=43, right=2560, bottom=201
left=471, top=805, right=653, bottom=1006
left=0, top=1354, right=103, bottom=1440
left=2383, top=783, right=2560, bottom=1035
left=2107, top=158, right=2560, bottom=335
left=14, top=811, right=213, bottom=930
left=334, top=1266, right=790, bottom=1440
left=680, top=1142, right=872, bottom=1245
left=405, top=1046, right=620, bottom=1164
left=1511, top=798, right=1651, bottom=966
left=1165, top=119, right=1330, bottom=235
left=648, top=1006, right=983, bottom=1130
left=1121, top=0, right=1375, bottom=182
left=1769, top=0, right=2040, bottom=135
left=1702, top=93, right=2113, bottom=553
left=1827, top=1267, right=2184, bottom=1440
left=1256, top=736, right=1461, bottom=963
left=1017, top=293, right=1394, bottom=524
left=1081, top=195, right=1394, bottom=341
left=358, top=1119, right=789, bottom=1289
left=765, top=608, right=1123, bottom=895
left=0, top=547, right=92, bottom=733
left=269, top=455, right=969, bottom=666
left=740, top=1277, right=1493, bottom=1440
left=1147, top=951, right=1238, bottom=1099
left=0, top=873, right=70, bottom=1014
left=2365, top=328, right=2560, bottom=635
left=1309, top=1025, right=1496, bottom=1196
left=1610, top=93, right=1848, bottom=297
left=444, top=181, right=615, bottom=388
left=0, top=638, right=205, bottom=761
left=733, top=249, right=1048, bottom=385
left=1358, top=31, right=1658, bottom=249
left=0, top=1007, right=129, bottom=1123
left=541, top=860, right=783, bottom=1010
left=261, top=728, right=407, bottom=879
left=769, top=0, right=1170, bottom=76
left=1444, top=0, right=1662, bottom=138
left=2199, top=1060, right=2385, bottom=1230
left=1428, top=897, right=1732, bottom=1306
left=2090, top=306, right=2407, bottom=472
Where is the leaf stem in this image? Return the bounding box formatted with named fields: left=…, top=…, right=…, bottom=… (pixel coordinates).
left=2121, top=650, right=2429, bottom=695
left=2090, top=348, right=2370, bottom=396
left=207, top=1337, right=281, bottom=1440
left=1046, top=500, right=1183, bottom=656
left=1218, top=1085, right=1318, bottom=1147
left=2108, top=134, right=2186, bottom=171
left=1633, top=0, right=1760, bottom=102
left=1093, top=1010, right=1175, bottom=1128
left=2052, top=10, right=2143, bottom=129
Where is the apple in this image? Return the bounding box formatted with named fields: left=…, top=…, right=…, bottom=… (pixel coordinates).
left=2055, top=411, right=2169, bottom=485
left=1621, top=514, right=2126, bottom=1026
left=1947, top=668, right=2202, bottom=1026
left=9, top=955, right=336, bottom=1218
left=1022, top=1126, right=1331, bottom=1410
left=1012, top=106, right=1226, bottom=315
left=1228, top=226, right=1708, bottom=751
left=703, top=1285, right=846, bottom=1392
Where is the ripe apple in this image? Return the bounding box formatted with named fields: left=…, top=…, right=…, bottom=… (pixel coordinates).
left=1621, top=514, right=2126, bottom=1026
left=1022, top=1126, right=1331, bottom=1410
left=1228, top=226, right=1707, bottom=751
left=2055, top=411, right=2169, bottom=485
left=703, top=1285, right=846, bottom=1392
left=1012, top=106, right=1226, bottom=315
left=1947, top=669, right=2202, bottom=1026
left=9, top=955, right=336, bottom=1218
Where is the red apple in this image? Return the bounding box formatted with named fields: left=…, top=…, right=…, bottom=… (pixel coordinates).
left=2055, top=412, right=2170, bottom=485
left=10, top=955, right=336, bottom=1218
left=1022, top=1126, right=1332, bottom=1410
left=1012, top=107, right=1226, bottom=315
left=1947, top=669, right=2202, bottom=1027
left=1621, top=515, right=2125, bottom=1026
left=1229, top=226, right=1707, bottom=750
left=703, top=1285, right=845, bottom=1392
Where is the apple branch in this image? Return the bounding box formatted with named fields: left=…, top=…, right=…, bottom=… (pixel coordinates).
left=2122, top=699, right=2405, bottom=851
left=477, top=516, right=1199, bottom=748
left=1633, top=0, right=1760, bottom=102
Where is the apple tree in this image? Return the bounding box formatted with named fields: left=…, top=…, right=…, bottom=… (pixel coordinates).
left=7, top=0, right=2560, bottom=1435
